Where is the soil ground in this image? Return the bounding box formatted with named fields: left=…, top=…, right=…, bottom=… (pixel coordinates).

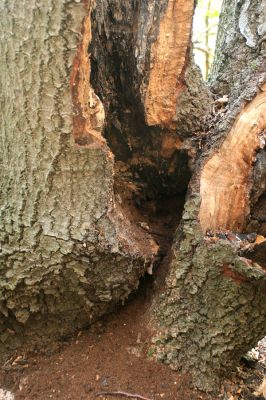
left=0, top=279, right=212, bottom=400
left=0, top=278, right=265, bottom=400
left=0, top=192, right=264, bottom=400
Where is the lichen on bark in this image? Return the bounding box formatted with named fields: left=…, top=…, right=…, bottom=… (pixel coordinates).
left=151, top=0, right=266, bottom=391
left=0, top=0, right=211, bottom=360
left=0, top=0, right=157, bottom=359
left=1, top=0, right=265, bottom=394
left=151, top=195, right=266, bottom=391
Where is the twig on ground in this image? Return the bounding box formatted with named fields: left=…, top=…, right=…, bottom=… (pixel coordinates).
left=97, top=390, right=153, bottom=400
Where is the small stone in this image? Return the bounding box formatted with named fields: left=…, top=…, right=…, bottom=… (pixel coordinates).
left=100, top=377, right=108, bottom=387
left=138, top=221, right=150, bottom=230
left=136, top=332, right=141, bottom=344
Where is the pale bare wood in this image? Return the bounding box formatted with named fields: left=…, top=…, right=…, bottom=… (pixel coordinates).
left=70, top=10, right=105, bottom=148
left=199, top=84, right=266, bottom=232
left=144, top=0, right=194, bottom=129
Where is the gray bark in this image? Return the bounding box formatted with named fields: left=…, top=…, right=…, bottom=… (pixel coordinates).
left=151, top=0, right=266, bottom=392
left=1, top=0, right=265, bottom=393
left=0, top=0, right=156, bottom=357
left=0, top=0, right=209, bottom=359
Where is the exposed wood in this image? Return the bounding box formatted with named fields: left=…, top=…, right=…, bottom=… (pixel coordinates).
left=199, top=84, right=266, bottom=232
left=144, top=0, right=194, bottom=128
left=70, top=9, right=105, bottom=148
left=2, top=0, right=265, bottom=395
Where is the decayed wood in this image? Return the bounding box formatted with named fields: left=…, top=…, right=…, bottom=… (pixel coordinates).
left=199, top=84, right=266, bottom=232
left=144, top=0, right=194, bottom=128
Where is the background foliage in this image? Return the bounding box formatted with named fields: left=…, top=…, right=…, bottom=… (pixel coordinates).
left=193, top=0, right=223, bottom=79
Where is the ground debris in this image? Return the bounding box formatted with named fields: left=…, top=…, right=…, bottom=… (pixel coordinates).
left=0, top=389, right=14, bottom=400
left=0, top=293, right=205, bottom=400
left=220, top=337, right=266, bottom=400
left=254, top=377, right=266, bottom=398
left=97, top=390, right=153, bottom=400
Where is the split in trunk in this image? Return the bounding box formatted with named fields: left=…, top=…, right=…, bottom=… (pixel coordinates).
left=0, top=0, right=265, bottom=394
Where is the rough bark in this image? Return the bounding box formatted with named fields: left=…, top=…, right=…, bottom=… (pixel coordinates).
left=0, top=0, right=210, bottom=359
left=0, top=0, right=154, bottom=357
left=151, top=0, right=266, bottom=392
left=1, top=0, right=265, bottom=392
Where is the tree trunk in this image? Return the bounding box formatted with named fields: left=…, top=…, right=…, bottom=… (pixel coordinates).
left=0, top=0, right=158, bottom=355
left=0, top=0, right=209, bottom=359
left=150, top=0, right=266, bottom=392
left=0, top=0, right=265, bottom=393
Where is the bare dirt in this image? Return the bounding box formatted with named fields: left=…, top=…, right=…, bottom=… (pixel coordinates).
left=0, top=276, right=265, bottom=400
left=0, top=165, right=198, bottom=400
left=0, top=280, right=212, bottom=400
left=0, top=173, right=264, bottom=400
